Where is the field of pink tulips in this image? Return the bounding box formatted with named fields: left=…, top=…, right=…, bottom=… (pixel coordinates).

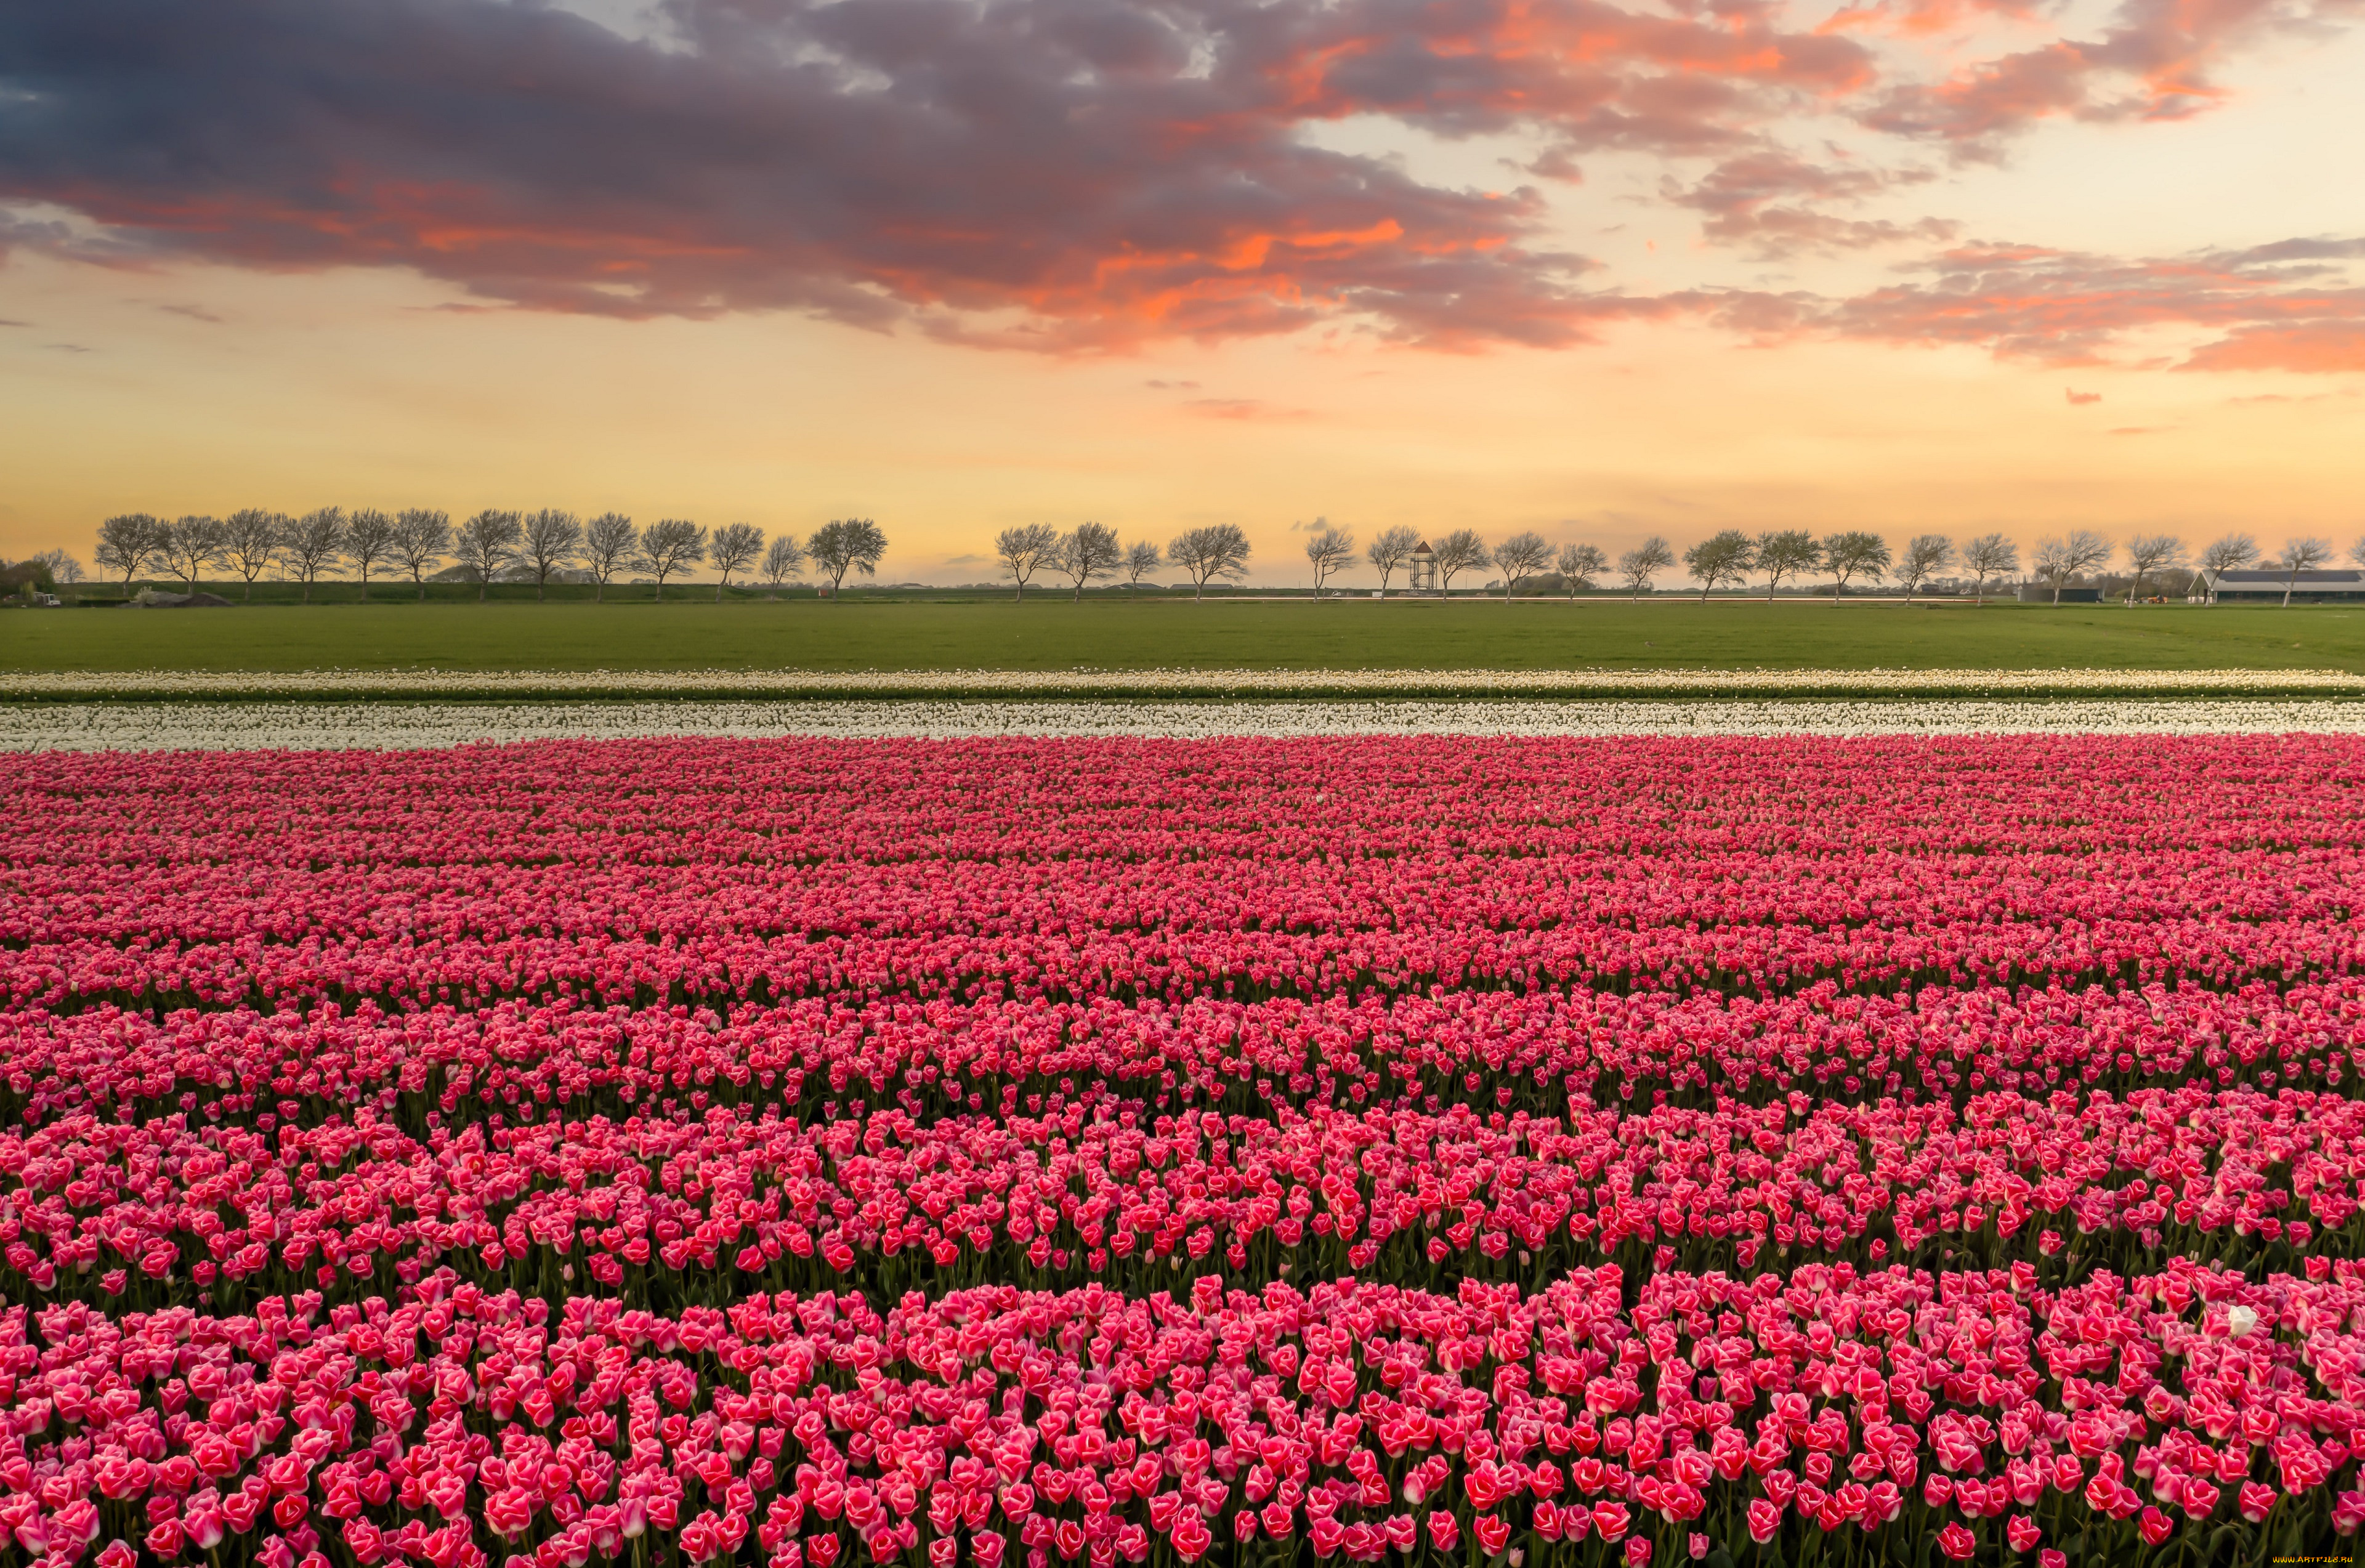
left=7, top=734, right=2365, bottom=1568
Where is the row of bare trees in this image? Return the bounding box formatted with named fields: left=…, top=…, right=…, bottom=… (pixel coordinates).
left=1309, top=525, right=2348, bottom=603
left=993, top=524, right=1256, bottom=600
left=89, top=512, right=886, bottom=602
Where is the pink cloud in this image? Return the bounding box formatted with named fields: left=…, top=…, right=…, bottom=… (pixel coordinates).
left=1793, top=238, right=2365, bottom=366
left=1862, top=0, right=2362, bottom=153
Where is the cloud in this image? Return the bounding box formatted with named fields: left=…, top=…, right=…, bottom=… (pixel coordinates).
left=1145, top=379, right=1202, bottom=390
left=2107, top=424, right=2167, bottom=434
left=2064, top=387, right=2100, bottom=403
left=1790, top=237, right=2365, bottom=367
left=1861, top=0, right=2363, bottom=155
left=0, top=0, right=2351, bottom=354
left=0, top=0, right=1893, bottom=351
left=1664, top=151, right=1954, bottom=256
left=0, top=318, right=26, bottom=327
left=158, top=302, right=225, bottom=323
left=2181, top=320, right=2365, bottom=372
left=2, top=0, right=1860, bottom=350
left=1184, top=397, right=1312, bottom=420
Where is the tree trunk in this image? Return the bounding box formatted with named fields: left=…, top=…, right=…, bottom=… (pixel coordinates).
left=716, top=579, right=724, bottom=604
left=595, top=580, right=604, bottom=604
left=246, top=579, right=256, bottom=604
left=479, top=578, right=488, bottom=603
left=538, top=575, right=546, bottom=602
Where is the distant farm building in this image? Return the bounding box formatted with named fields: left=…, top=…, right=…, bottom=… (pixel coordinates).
left=2198, top=568, right=2365, bottom=604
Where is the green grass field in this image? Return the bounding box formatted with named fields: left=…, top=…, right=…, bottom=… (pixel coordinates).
left=7, top=596, right=2365, bottom=673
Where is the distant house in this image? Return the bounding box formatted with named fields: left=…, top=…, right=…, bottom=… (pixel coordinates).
left=2199, top=568, right=2365, bottom=604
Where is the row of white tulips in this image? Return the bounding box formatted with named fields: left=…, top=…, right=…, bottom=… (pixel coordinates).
left=15, top=698, right=2365, bottom=750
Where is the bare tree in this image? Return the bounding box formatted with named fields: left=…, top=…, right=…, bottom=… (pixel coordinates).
left=1057, top=522, right=1123, bottom=601
left=390, top=509, right=450, bottom=601
left=1819, top=530, right=1890, bottom=601
left=995, top=523, right=1062, bottom=600
left=1558, top=543, right=1607, bottom=596
left=637, top=519, right=708, bottom=601
left=1168, top=524, right=1253, bottom=599
left=346, top=508, right=400, bottom=602
left=1493, top=531, right=1553, bottom=599
left=1682, top=530, right=1755, bottom=603
left=1618, top=536, right=1675, bottom=599
left=29, top=549, right=83, bottom=584
left=1122, top=540, right=1163, bottom=592
left=220, top=509, right=286, bottom=602
left=2196, top=533, right=2259, bottom=604
left=520, top=509, right=584, bottom=602
left=2121, top=533, right=2186, bottom=605
left=2275, top=537, right=2334, bottom=607
left=708, top=523, right=765, bottom=601
left=94, top=513, right=167, bottom=596
left=1366, top=526, right=1419, bottom=594
left=1431, top=528, right=1491, bottom=594
left=1960, top=533, right=2016, bottom=605
left=1754, top=529, right=1819, bottom=600
left=761, top=534, right=806, bottom=595
left=807, top=519, right=887, bottom=597
left=582, top=513, right=639, bottom=602
left=159, top=515, right=227, bottom=589
left=454, top=509, right=523, bottom=602
left=2032, top=530, right=2111, bottom=604
left=1895, top=534, right=1954, bottom=602
left=1304, top=522, right=1356, bottom=597
left=281, top=507, right=350, bottom=604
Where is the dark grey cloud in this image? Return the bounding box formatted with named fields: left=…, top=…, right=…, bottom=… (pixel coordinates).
left=0, top=0, right=1866, bottom=347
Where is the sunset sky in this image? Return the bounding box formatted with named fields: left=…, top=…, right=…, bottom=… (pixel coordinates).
left=3, top=0, right=2362, bottom=585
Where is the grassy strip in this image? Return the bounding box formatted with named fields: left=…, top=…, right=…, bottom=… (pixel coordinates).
left=8, top=665, right=2365, bottom=703
left=11, top=598, right=2365, bottom=674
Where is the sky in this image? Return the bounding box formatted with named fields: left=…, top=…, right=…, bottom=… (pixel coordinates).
left=2, top=0, right=2362, bottom=587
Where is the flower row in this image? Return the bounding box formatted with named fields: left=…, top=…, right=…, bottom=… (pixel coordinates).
left=6, top=1261, right=2361, bottom=1568
left=4, top=1087, right=2362, bottom=1315
left=23, top=700, right=2365, bottom=753
left=10, top=979, right=2365, bottom=1145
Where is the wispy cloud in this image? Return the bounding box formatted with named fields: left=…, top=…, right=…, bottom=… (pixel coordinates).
left=1185, top=397, right=1312, bottom=421
left=1747, top=237, right=2365, bottom=369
